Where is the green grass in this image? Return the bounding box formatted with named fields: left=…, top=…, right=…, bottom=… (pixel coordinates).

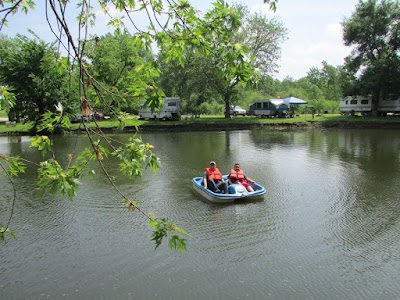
left=0, top=110, right=8, bottom=118
left=1, top=113, right=400, bottom=134
left=0, top=122, right=31, bottom=133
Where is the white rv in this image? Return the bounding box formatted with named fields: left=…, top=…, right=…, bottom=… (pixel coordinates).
left=138, top=97, right=181, bottom=120
left=339, top=96, right=372, bottom=114
left=377, top=98, right=400, bottom=113
left=339, top=95, right=400, bottom=115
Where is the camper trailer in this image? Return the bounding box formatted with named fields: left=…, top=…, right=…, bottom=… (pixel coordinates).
left=339, top=96, right=372, bottom=114
left=138, top=97, right=181, bottom=120
left=249, top=99, right=290, bottom=117
left=377, top=98, right=400, bottom=113
left=339, top=96, right=400, bottom=115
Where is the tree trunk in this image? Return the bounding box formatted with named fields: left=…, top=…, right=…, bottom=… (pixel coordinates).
left=224, top=91, right=232, bottom=119
left=371, top=89, right=381, bottom=116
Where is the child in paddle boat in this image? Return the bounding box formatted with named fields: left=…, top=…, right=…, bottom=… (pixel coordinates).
left=203, top=161, right=228, bottom=194
left=228, top=163, right=255, bottom=192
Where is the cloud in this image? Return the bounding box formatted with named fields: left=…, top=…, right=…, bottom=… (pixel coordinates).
left=248, top=3, right=274, bottom=15
left=275, top=19, right=351, bottom=80
left=277, top=36, right=350, bottom=80
left=326, top=22, right=342, bottom=36
left=241, top=0, right=358, bottom=80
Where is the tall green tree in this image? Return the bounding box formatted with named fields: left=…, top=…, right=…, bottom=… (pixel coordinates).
left=201, top=1, right=255, bottom=118
left=238, top=11, right=287, bottom=76
left=159, top=52, right=224, bottom=115
left=0, top=34, right=72, bottom=125
left=159, top=3, right=286, bottom=116
left=306, top=61, right=344, bottom=101
left=85, top=33, right=158, bottom=113
left=342, top=0, right=400, bottom=110
left=157, top=1, right=253, bottom=117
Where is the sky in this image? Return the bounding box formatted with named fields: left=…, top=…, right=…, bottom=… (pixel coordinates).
left=1, top=0, right=360, bottom=80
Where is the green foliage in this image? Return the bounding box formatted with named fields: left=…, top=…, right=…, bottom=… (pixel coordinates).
left=342, top=0, right=400, bottom=101
left=30, top=136, right=52, bottom=157
left=0, top=35, right=73, bottom=123
left=198, top=101, right=224, bottom=115
left=0, top=86, right=16, bottom=112
left=305, top=61, right=345, bottom=101
left=238, top=11, right=287, bottom=76
left=0, top=226, right=15, bottom=241
left=0, top=0, right=35, bottom=29
left=306, top=99, right=339, bottom=114
left=242, top=61, right=346, bottom=113
left=36, top=159, right=82, bottom=199
left=35, top=147, right=96, bottom=199
left=113, top=136, right=160, bottom=179
left=158, top=3, right=287, bottom=117
left=85, top=34, right=154, bottom=111
left=148, top=217, right=190, bottom=253
left=0, top=154, right=26, bottom=177
left=264, top=0, right=278, bottom=11
left=36, top=103, right=71, bottom=134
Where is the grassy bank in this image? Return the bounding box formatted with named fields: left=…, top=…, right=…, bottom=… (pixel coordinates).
left=0, top=110, right=8, bottom=118
left=1, top=113, right=400, bottom=135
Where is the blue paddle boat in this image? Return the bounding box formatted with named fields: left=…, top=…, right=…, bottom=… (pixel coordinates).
left=192, top=175, right=266, bottom=203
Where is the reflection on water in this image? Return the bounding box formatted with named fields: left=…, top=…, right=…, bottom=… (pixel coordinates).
left=1, top=129, right=400, bottom=299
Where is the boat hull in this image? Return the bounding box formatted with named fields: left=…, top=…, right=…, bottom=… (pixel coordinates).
left=192, top=176, right=266, bottom=203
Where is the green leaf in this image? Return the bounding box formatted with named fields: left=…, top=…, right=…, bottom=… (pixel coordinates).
left=148, top=218, right=189, bottom=253
left=112, top=135, right=158, bottom=179
left=7, top=156, right=26, bottom=176
left=29, top=136, right=52, bottom=157
left=36, top=158, right=86, bottom=200
left=149, top=218, right=169, bottom=250
left=36, top=106, right=71, bottom=133
left=0, top=155, right=26, bottom=177
left=0, top=226, right=15, bottom=242
left=168, top=235, right=187, bottom=254
left=0, top=86, right=16, bottom=112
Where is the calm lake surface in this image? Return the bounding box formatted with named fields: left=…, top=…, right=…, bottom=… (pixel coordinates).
left=1, top=129, right=400, bottom=299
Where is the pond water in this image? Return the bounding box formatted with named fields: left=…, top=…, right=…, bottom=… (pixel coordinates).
left=1, top=129, right=400, bottom=299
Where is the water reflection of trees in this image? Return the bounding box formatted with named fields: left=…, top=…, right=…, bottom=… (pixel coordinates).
left=321, top=130, right=400, bottom=277
left=249, top=128, right=400, bottom=254
left=249, top=129, right=298, bottom=150
left=249, top=129, right=400, bottom=176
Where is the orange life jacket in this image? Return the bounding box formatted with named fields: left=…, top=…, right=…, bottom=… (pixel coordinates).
left=205, top=167, right=222, bottom=181
left=230, top=168, right=245, bottom=182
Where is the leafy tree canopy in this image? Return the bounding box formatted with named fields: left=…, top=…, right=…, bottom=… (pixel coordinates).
left=0, top=34, right=73, bottom=125
left=342, top=0, right=400, bottom=102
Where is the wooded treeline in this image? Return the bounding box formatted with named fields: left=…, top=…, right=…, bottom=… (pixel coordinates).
left=2, top=0, right=400, bottom=123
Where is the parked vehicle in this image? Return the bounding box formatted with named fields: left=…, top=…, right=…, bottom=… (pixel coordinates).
left=339, top=96, right=400, bottom=115
left=71, top=112, right=105, bottom=123
left=93, top=111, right=105, bottom=120
left=138, top=97, right=181, bottom=120
left=71, top=114, right=91, bottom=123
left=248, top=99, right=290, bottom=118
left=226, top=105, right=247, bottom=116
left=233, top=106, right=247, bottom=116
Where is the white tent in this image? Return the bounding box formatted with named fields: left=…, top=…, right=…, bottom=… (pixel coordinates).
left=283, top=96, right=308, bottom=105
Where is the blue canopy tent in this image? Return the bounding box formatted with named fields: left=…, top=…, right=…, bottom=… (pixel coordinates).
left=283, top=96, right=308, bottom=117
left=283, top=96, right=308, bottom=105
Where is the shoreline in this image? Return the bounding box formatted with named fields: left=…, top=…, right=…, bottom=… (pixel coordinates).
left=2, top=120, right=400, bottom=136
left=110, top=120, right=400, bottom=133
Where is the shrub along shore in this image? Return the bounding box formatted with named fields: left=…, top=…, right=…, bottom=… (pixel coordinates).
left=1, top=114, right=400, bottom=136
